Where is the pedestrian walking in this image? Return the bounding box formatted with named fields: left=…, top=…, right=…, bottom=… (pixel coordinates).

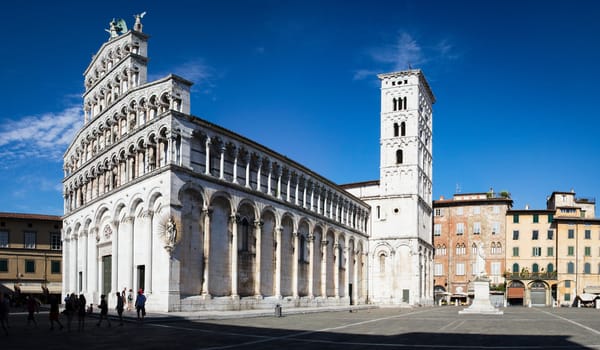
left=96, top=294, right=111, bottom=327
left=0, top=293, right=9, bottom=335
left=26, top=295, right=39, bottom=328
left=48, top=295, right=63, bottom=331
left=116, top=291, right=124, bottom=326
left=65, top=293, right=77, bottom=331
left=135, top=289, right=146, bottom=322
left=127, top=289, right=133, bottom=311
left=77, top=294, right=87, bottom=331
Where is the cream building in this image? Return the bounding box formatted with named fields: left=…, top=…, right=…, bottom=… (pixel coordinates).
left=505, top=191, right=600, bottom=307
left=62, top=17, right=433, bottom=311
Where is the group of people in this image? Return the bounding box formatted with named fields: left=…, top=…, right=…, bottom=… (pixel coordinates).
left=0, top=288, right=147, bottom=336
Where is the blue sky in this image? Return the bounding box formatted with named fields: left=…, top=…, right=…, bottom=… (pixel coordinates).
left=1, top=1, right=599, bottom=215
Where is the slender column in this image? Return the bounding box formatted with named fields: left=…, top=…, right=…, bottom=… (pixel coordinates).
left=292, top=231, right=299, bottom=298
left=275, top=226, right=282, bottom=298
left=230, top=214, right=238, bottom=297
left=244, top=154, right=251, bottom=188
left=286, top=172, right=291, bottom=202
left=89, top=228, right=98, bottom=295
left=63, top=237, right=70, bottom=294
left=219, top=146, right=226, bottom=180
left=294, top=176, right=300, bottom=206
left=256, top=160, right=262, bottom=192
left=276, top=168, right=282, bottom=199
left=344, top=238, right=351, bottom=298
left=267, top=164, right=273, bottom=195
left=232, top=148, right=239, bottom=184
left=201, top=208, right=212, bottom=296
left=316, top=187, right=321, bottom=214
left=82, top=230, right=88, bottom=292
left=124, top=216, right=134, bottom=293
left=321, top=239, right=328, bottom=297
left=143, top=211, right=154, bottom=293
left=307, top=234, right=315, bottom=298
left=353, top=248, right=359, bottom=303
left=310, top=184, right=315, bottom=211
left=111, top=221, right=119, bottom=296
left=303, top=182, right=308, bottom=209
left=333, top=238, right=340, bottom=298
left=204, top=138, right=211, bottom=175
left=254, top=220, right=262, bottom=296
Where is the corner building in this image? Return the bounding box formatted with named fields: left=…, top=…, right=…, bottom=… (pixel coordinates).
left=62, top=19, right=432, bottom=311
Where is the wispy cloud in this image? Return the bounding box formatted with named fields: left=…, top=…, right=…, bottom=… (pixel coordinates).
left=354, top=31, right=459, bottom=80
left=0, top=106, right=82, bottom=162
left=172, top=60, right=216, bottom=86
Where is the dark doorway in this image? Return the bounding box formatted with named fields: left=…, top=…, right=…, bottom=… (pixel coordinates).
left=137, top=265, right=145, bottom=292
left=102, top=255, right=112, bottom=296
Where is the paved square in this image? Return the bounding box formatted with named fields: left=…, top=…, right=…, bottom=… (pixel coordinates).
left=3, top=307, right=600, bottom=349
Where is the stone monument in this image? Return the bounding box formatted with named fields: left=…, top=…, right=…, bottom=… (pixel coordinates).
left=459, top=242, right=503, bottom=315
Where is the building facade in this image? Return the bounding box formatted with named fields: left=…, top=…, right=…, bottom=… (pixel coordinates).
left=432, top=191, right=512, bottom=304
left=343, top=70, right=435, bottom=305
left=0, top=213, right=63, bottom=302
left=505, top=208, right=556, bottom=306
left=61, top=17, right=431, bottom=312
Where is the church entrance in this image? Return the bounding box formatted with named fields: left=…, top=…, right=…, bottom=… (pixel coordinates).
left=102, top=255, right=112, bottom=296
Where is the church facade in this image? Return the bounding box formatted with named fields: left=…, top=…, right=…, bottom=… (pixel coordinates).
left=61, top=17, right=434, bottom=311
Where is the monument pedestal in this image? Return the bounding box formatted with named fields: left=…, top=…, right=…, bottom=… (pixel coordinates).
left=459, top=278, right=503, bottom=315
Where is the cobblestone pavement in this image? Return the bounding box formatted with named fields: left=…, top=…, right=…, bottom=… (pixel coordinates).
left=2, top=306, right=600, bottom=349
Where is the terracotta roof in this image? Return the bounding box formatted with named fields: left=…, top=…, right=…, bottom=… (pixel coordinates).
left=0, top=212, right=62, bottom=221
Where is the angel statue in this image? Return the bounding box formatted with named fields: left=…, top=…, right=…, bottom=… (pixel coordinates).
left=105, top=18, right=128, bottom=38
left=133, top=12, right=146, bottom=32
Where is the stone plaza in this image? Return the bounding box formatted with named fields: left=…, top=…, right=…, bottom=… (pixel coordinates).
left=2, top=306, right=600, bottom=349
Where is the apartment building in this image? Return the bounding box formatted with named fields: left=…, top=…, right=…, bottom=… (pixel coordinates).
left=0, top=212, right=62, bottom=303
left=433, top=190, right=512, bottom=304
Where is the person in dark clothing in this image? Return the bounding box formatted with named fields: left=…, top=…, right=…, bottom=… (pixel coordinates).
left=48, top=295, right=63, bottom=331
left=77, top=294, right=87, bottom=331
left=96, top=294, right=111, bottom=327
left=116, top=291, right=124, bottom=326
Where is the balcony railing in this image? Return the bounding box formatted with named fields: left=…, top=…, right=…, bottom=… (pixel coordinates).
left=504, top=271, right=557, bottom=280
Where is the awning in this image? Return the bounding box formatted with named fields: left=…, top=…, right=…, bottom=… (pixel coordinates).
left=1, top=283, right=15, bottom=292
left=578, top=293, right=598, bottom=302
left=584, top=286, right=600, bottom=294
left=17, top=284, right=43, bottom=294
left=46, top=284, right=62, bottom=294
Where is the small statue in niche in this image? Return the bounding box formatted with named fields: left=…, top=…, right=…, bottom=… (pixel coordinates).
left=166, top=216, right=177, bottom=247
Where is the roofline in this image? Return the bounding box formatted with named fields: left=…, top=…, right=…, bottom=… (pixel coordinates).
left=434, top=198, right=513, bottom=207
left=340, top=180, right=380, bottom=189
left=0, top=212, right=62, bottom=221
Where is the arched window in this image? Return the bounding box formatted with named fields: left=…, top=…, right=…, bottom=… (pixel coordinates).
left=379, top=253, right=386, bottom=273
left=584, top=262, right=591, bottom=274
left=532, top=263, right=539, bottom=273
left=496, top=242, right=502, bottom=255
left=392, top=98, right=398, bottom=111
left=393, top=123, right=399, bottom=137
left=396, top=149, right=403, bottom=164
left=240, top=218, right=249, bottom=252
left=400, top=121, right=406, bottom=136
left=472, top=243, right=477, bottom=255
left=402, top=96, right=407, bottom=110
left=512, top=263, right=519, bottom=274
left=567, top=262, right=575, bottom=274
left=547, top=263, right=554, bottom=273
left=299, top=234, right=306, bottom=262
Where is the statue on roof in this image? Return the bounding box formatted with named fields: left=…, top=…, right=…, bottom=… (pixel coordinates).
left=133, top=11, right=146, bottom=32
left=105, top=18, right=128, bottom=38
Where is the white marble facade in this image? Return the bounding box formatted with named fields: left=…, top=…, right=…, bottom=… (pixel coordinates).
left=62, top=20, right=371, bottom=312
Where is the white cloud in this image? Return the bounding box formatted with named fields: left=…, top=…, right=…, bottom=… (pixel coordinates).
left=0, top=106, right=82, bottom=161
left=354, top=31, right=459, bottom=79
left=172, top=60, right=215, bottom=86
